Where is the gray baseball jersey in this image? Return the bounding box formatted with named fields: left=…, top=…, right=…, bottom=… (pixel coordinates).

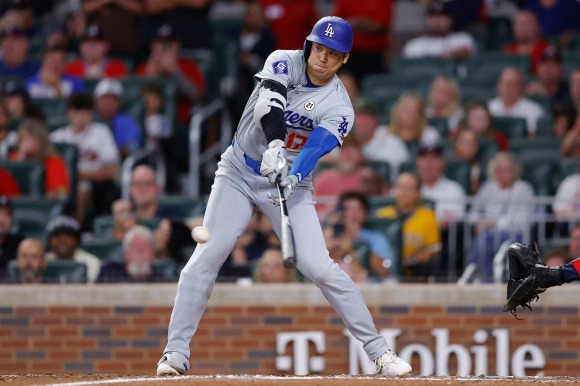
left=162, top=49, right=390, bottom=366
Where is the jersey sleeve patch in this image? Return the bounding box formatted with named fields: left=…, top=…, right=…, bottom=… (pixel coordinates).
left=273, top=60, right=289, bottom=75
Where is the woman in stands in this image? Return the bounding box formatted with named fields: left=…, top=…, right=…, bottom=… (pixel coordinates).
left=388, top=93, right=440, bottom=147
left=9, top=119, right=69, bottom=198
left=425, top=75, right=464, bottom=136
left=456, top=101, right=508, bottom=150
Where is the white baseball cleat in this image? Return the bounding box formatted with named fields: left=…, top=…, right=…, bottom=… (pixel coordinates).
left=374, top=350, right=412, bottom=377
left=156, top=351, right=189, bottom=376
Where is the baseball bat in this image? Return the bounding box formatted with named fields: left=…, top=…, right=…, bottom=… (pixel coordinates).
left=276, top=180, right=296, bottom=269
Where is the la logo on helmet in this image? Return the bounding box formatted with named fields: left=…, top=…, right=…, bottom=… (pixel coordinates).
left=324, top=23, right=334, bottom=38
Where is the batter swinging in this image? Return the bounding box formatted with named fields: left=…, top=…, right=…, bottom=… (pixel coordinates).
left=156, top=16, right=412, bottom=377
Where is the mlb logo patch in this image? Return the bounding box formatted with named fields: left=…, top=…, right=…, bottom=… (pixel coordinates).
left=273, top=60, right=288, bottom=75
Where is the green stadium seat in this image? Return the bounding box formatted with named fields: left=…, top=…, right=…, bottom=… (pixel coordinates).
left=404, top=140, right=421, bottom=158
left=120, top=76, right=177, bottom=129
left=53, top=143, right=78, bottom=204
left=82, top=239, right=123, bottom=261
left=459, top=78, right=496, bottom=104
left=11, top=197, right=64, bottom=240
left=361, top=74, right=431, bottom=101
left=158, top=196, right=208, bottom=217
left=521, top=158, right=559, bottom=196
left=542, top=238, right=570, bottom=254
left=466, top=52, right=532, bottom=80
left=151, top=258, right=179, bottom=281
left=398, top=160, right=417, bottom=175
left=363, top=217, right=403, bottom=276
left=391, top=57, right=454, bottom=78
left=8, top=259, right=87, bottom=284
left=93, top=216, right=162, bottom=239
left=562, top=52, right=580, bottom=80
left=47, top=116, right=69, bottom=132
left=528, top=95, right=552, bottom=116
left=492, top=116, right=528, bottom=139
left=476, top=138, right=500, bottom=166
left=31, top=98, right=67, bottom=117
left=352, top=240, right=371, bottom=271
left=559, top=157, right=580, bottom=179
left=483, top=17, right=513, bottom=51
left=509, top=137, right=561, bottom=161
left=367, top=161, right=391, bottom=185
left=535, top=116, right=553, bottom=137
left=444, top=159, right=471, bottom=194
left=428, top=118, right=449, bottom=137
left=0, top=160, right=45, bottom=197
left=368, top=196, right=396, bottom=218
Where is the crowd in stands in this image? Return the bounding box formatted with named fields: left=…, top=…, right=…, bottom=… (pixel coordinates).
left=1, top=0, right=580, bottom=285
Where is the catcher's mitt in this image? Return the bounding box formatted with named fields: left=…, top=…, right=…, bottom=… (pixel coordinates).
left=503, top=242, right=564, bottom=319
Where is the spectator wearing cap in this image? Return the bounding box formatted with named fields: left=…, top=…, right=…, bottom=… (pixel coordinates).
left=97, top=224, right=170, bottom=283
left=45, top=215, right=101, bottom=283
left=502, top=10, right=550, bottom=74
left=402, top=0, right=476, bottom=60
left=526, top=46, right=569, bottom=114
left=0, top=24, right=39, bottom=78
left=65, top=24, right=129, bottom=79
left=25, top=45, right=85, bottom=98
left=135, top=23, right=206, bottom=125
left=14, top=238, right=47, bottom=284
left=50, top=94, right=119, bottom=225
left=9, top=119, right=70, bottom=198
left=0, top=196, right=24, bottom=278
left=93, top=78, right=141, bottom=158
left=0, top=0, right=37, bottom=37
left=351, top=99, right=410, bottom=181
left=1, top=83, right=45, bottom=130
left=488, top=67, right=544, bottom=137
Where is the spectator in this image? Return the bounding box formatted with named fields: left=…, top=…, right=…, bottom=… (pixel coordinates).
left=338, top=191, right=396, bottom=281
left=0, top=0, right=37, bottom=37
left=0, top=168, right=20, bottom=196
left=83, top=0, right=142, bottom=56
left=402, top=0, right=476, bottom=60
left=25, top=45, right=85, bottom=98
left=388, top=93, right=440, bottom=146
left=93, top=78, right=142, bottom=158
left=376, top=172, right=441, bottom=280
left=544, top=247, right=571, bottom=268
left=553, top=162, right=580, bottom=220
left=452, top=129, right=481, bottom=194
left=559, top=69, right=580, bottom=155
left=502, top=10, right=550, bottom=74
left=466, top=152, right=535, bottom=282
left=111, top=212, right=138, bottom=242
left=97, top=224, right=170, bottom=283
left=569, top=224, right=580, bottom=260
left=525, top=45, right=568, bottom=114
left=0, top=101, right=17, bottom=159
left=416, top=143, right=466, bottom=227
left=337, top=69, right=360, bottom=107
left=0, top=25, right=39, bottom=78
left=259, top=0, right=319, bottom=50
left=112, top=164, right=183, bottom=221
left=154, top=218, right=196, bottom=269
left=9, top=119, right=70, bottom=198
left=0, top=196, right=23, bottom=278
left=1, top=83, right=44, bottom=126
left=322, top=221, right=369, bottom=284
left=65, top=24, right=129, bottom=79
left=360, top=166, right=389, bottom=197
left=333, top=0, right=393, bottom=82
left=457, top=100, right=508, bottom=150
left=313, top=135, right=367, bottom=219
left=135, top=23, right=206, bottom=126
left=253, top=247, right=299, bottom=284
left=50, top=94, right=119, bottom=225
left=352, top=99, right=410, bottom=181
left=523, top=0, right=580, bottom=37
left=488, top=67, right=544, bottom=137
left=425, top=75, right=464, bottom=135
left=141, top=83, right=171, bottom=148
left=45, top=215, right=101, bottom=283
left=43, top=23, right=71, bottom=51
left=15, top=238, right=46, bottom=284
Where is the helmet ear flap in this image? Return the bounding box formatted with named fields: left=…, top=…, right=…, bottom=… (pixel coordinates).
left=303, top=41, right=312, bottom=61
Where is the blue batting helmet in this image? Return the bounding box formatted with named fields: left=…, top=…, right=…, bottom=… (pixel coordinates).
left=304, top=16, right=353, bottom=54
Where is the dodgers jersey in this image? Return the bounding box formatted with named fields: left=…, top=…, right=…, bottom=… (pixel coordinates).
left=233, top=49, right=354, bottom=173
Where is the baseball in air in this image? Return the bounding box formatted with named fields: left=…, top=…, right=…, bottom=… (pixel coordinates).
left=192, top=226, right=210, bottom=243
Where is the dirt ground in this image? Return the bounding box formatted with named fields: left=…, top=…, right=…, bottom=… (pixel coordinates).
left=3, top=374, right=580, bottom=386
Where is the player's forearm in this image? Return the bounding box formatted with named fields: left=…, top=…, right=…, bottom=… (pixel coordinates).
left=289, top=126, right=338, bottom=180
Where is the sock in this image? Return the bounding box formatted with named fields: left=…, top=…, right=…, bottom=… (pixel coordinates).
left=561, top=258, right=580, bottom=282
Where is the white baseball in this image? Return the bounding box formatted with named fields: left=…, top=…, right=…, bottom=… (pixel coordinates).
left=191, top=226, right=210, bottom=243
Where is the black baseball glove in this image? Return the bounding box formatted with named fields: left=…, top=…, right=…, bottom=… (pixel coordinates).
left=504, top=242, right=564, bottom=319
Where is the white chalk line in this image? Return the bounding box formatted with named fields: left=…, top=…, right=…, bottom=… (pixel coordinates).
left=31, top=374, right=580, bottom=386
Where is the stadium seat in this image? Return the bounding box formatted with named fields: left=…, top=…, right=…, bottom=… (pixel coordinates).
left=398, top=160, right=417, bottom=175
left=82, top=239, right=123, bottom=261
left=404, top=140, right=421, bottom=158
left=368, top=196, right=396, bottom=218
left=535, top=116, right=553, bottom=137
left=428, top=118, right=449, bottom=137
left=491, top=116, right=528, bottom=139
left=528, top=95, right=552, bottom=116
left=367, top=161, right=391, bottom=185
left=93, top=216, right=162, bottom=239
left=390, top=57, right=455, bottom=78
left=444, top=159, right=471, bottom=194
left=559, top=157, right=580, bottom=179
left=361, top=74, right=431, bottom=101
left=8, top=259, right=88, bottom=284
left=562, top=52, right=580, bottom=80
left=466, top=52, right=531, bottom=80
left=521, top=158, right=560, bottom=196
left=11, top=197, right=64, bottom=240
left=151, top=259, right=179, bottom=281
left=363, top=218, right=403, bottom=276
left=483, top=17, right=513, bottom=51
left=352, top=240, right=371, bottom=271
left=459, top=77, right=496, bottom=104
left=31, top=98, right=67, bottom=117
left=120, top=76, right=177, bottom=129
left=53, top=143, right=78, bottom=204
left=158, top=196, right=208, bottom=217
left=509, top=137, right=561, bottom=161
left=0, top=160, right=45, bottom=197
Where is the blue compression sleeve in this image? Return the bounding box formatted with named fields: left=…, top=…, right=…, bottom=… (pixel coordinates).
left=289, top=126, right=339, bottom=180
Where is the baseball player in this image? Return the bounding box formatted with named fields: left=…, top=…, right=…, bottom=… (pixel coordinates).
left=504, top=242, right=578, bottom=317
left=156, top=16, right=412, bottom=377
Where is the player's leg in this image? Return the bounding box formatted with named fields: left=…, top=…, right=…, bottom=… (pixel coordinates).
left=158, top=174, right=255, bottom=374
left=258, top=188, right=410, bottom=376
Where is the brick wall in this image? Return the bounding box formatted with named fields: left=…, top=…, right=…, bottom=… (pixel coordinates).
left=0, top=284, right=578, bottom=376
